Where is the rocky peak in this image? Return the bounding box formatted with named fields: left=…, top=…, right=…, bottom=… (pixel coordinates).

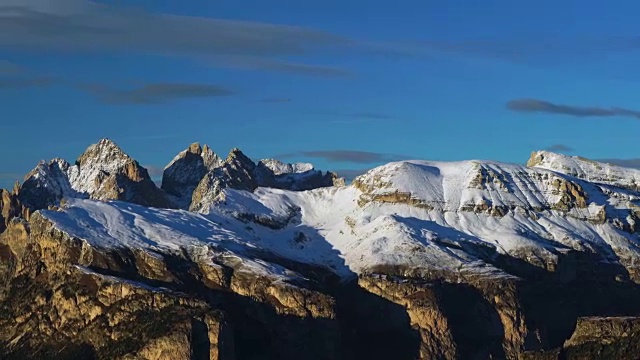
left=161, top=143, right=224, bottom=205
left=75, top=138, right=128, bottom=168
left=0, top=188, right=23, bottom=233
left=19, top=139, right=170, bottom=210
left=201, top=144, right=223, bottom=169
left=226, top=148, right=256, bottom=171
left=18, top=158, right=78, bottom=210
left=527, top=150, right=640, bottom=191
left=187, top=142, right=202, bottom=155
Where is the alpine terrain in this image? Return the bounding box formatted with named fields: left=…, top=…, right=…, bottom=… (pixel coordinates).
left=1, top=138, right=640, bottom=359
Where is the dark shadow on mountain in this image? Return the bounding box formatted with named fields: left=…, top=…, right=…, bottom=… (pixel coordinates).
left=436, top=282, right=507, bottom=360
left=382, top=215, right=640, bottom=354
left=79, top=218, right=421, bottom=360
left=332, top=280, right=421, bottom=360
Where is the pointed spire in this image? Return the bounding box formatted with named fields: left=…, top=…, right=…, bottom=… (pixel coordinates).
left=187, top=142, right=202, bottom=155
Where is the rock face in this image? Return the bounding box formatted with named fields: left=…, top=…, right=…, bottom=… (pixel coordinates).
left=528, top=150, right=640, bottom=192
left=3, top=142, right=640, bottom=359
left=18, top=139, right=171, bottom=211
left=161, top=144, right=342, bottom=212
left=161, top=142, right=224, bottom=206
left=254, top=159, right=340, bottom=191
left=0, top=186, right=23, bottom=233
left=0, top=213, right=336, bottom=359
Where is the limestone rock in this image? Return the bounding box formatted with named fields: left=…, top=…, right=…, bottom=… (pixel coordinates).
left=18, top=139, right=171, bottom=211
left=161, top=142, right=224, bottom=206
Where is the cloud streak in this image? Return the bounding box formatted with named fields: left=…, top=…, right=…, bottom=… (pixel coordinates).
left=597, top=158, right=640, bottom=169
left=0, top=60, right=22, bottom=74
left=215, top=57, right=352, bottom=77
left=545, top=144, right=574, bottom=152
left=0, top=76, right=56, bottom=89
left=0, top=0, right=350, bottom=56
left=0, top=173, right=22, bottom=180
left=310, top=110, right=396, bottom=122
left=82, top=83, right=234, bottom=104
left=143, top=165, right=164, bottom=179
left=0, top=1, right=427, bottom=77
left=278, top=150, right=408, bottom=164
left=261, top=98, right=292, bottom=103
left=332, top=168, right=369, bottom=180
left=506, top=99, right=640, bottom=120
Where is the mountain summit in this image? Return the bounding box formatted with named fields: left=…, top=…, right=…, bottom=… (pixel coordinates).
left=1, top=143, right=640, bottom=359
left=18, top=138, right=170, bottom=210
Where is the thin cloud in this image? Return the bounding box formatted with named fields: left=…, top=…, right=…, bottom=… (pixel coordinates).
left=279, top=150, right=408, bottom=164
left=349, top=112, right=395, bottom=120
left=261, top=98, right=293, bottom=103
left=143, top=165, right=164, bottom=179
left=311, top=110, right=395, bottom=122
left=0, top=77, right=56, bottom=89
left=0, top=0, right=350, bottom=56
left=332, top=168, right=369, bottom=180
left=0, top=60, right=23, bottom=74
left=216, top=57, right=353, bottom=77
left=82, top=83, right=234, bottom=104
left=545, top=144, right=574, bottom=152
left=0, top=173, right=22, bottom=180
left=420, top=36, right=640, bottom=65
left=506, top=99, right=640, bottom=120
left=0, top=1, right=427, bottom=79
left=597, top=158, right=640, bottom=169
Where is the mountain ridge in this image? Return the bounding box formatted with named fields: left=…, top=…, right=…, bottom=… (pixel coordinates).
left=2, top=138, right=640, bottom=359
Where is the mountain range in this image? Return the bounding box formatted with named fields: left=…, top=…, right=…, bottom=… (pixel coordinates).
left=1, top=139, right=640, bottom=359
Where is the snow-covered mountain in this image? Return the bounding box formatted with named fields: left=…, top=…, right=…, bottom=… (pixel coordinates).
left=14, top=138, right=639, bottom=283
left=528, top=150, right=640, bottom=191
left=161, top=142, right=342, bottom=211
left=35, top=153, right=640, bottom=283
left=3, top=138, right=640, bottom=359
left=18, top=139, right=170, bottom=209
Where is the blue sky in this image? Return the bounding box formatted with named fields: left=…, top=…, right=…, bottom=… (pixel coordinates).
left=2, top=0, right=640, bottom=188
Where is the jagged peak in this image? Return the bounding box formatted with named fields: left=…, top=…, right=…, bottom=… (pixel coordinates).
left=165, top=142, right=222, bottom=170
left=228, top=147, right=244, bottom=156
left=76, top=138, right=130, bottom=168
left=187, top=142, right=202, bottom=155
left=226, top=148, right=255, bottom=167
left=201, top=144, right=223, bottom=169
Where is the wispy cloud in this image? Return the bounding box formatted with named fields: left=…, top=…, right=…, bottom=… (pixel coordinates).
left=143, top=165, right=164, bottom=179
left=261, top=98, right=293, bottom=103
left=596, top=158, right=640, bottom=169
left=0, top=60, right=23, bottom=74
left=0, top=76, right=56, bottom=89
left=545, top=144, right=574, bottom=152
left=0, top=0, right=430, bottom=80
left=311, top=110, right=395, bottom=122
left=506, top=99, right=640, bottom=120
left=420, top=36, right=640, bottom=65
left=278, top=150, right=408, bottom=164
left=332, top=168, right=369, bottom=180
left=0, top=0, right=349, bottom=55
left=0, top=173, right=22, bottom=189
left=348, top=112, right=394, bottom=120
left=214, top=57, right=353, bottom=77
left=82, top=82, right=234, bottom=104
left=0, top=172, right=22, bottom=180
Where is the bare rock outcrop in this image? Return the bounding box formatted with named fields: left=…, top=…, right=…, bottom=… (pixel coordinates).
left=18, top=139, right=171, bottom=211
